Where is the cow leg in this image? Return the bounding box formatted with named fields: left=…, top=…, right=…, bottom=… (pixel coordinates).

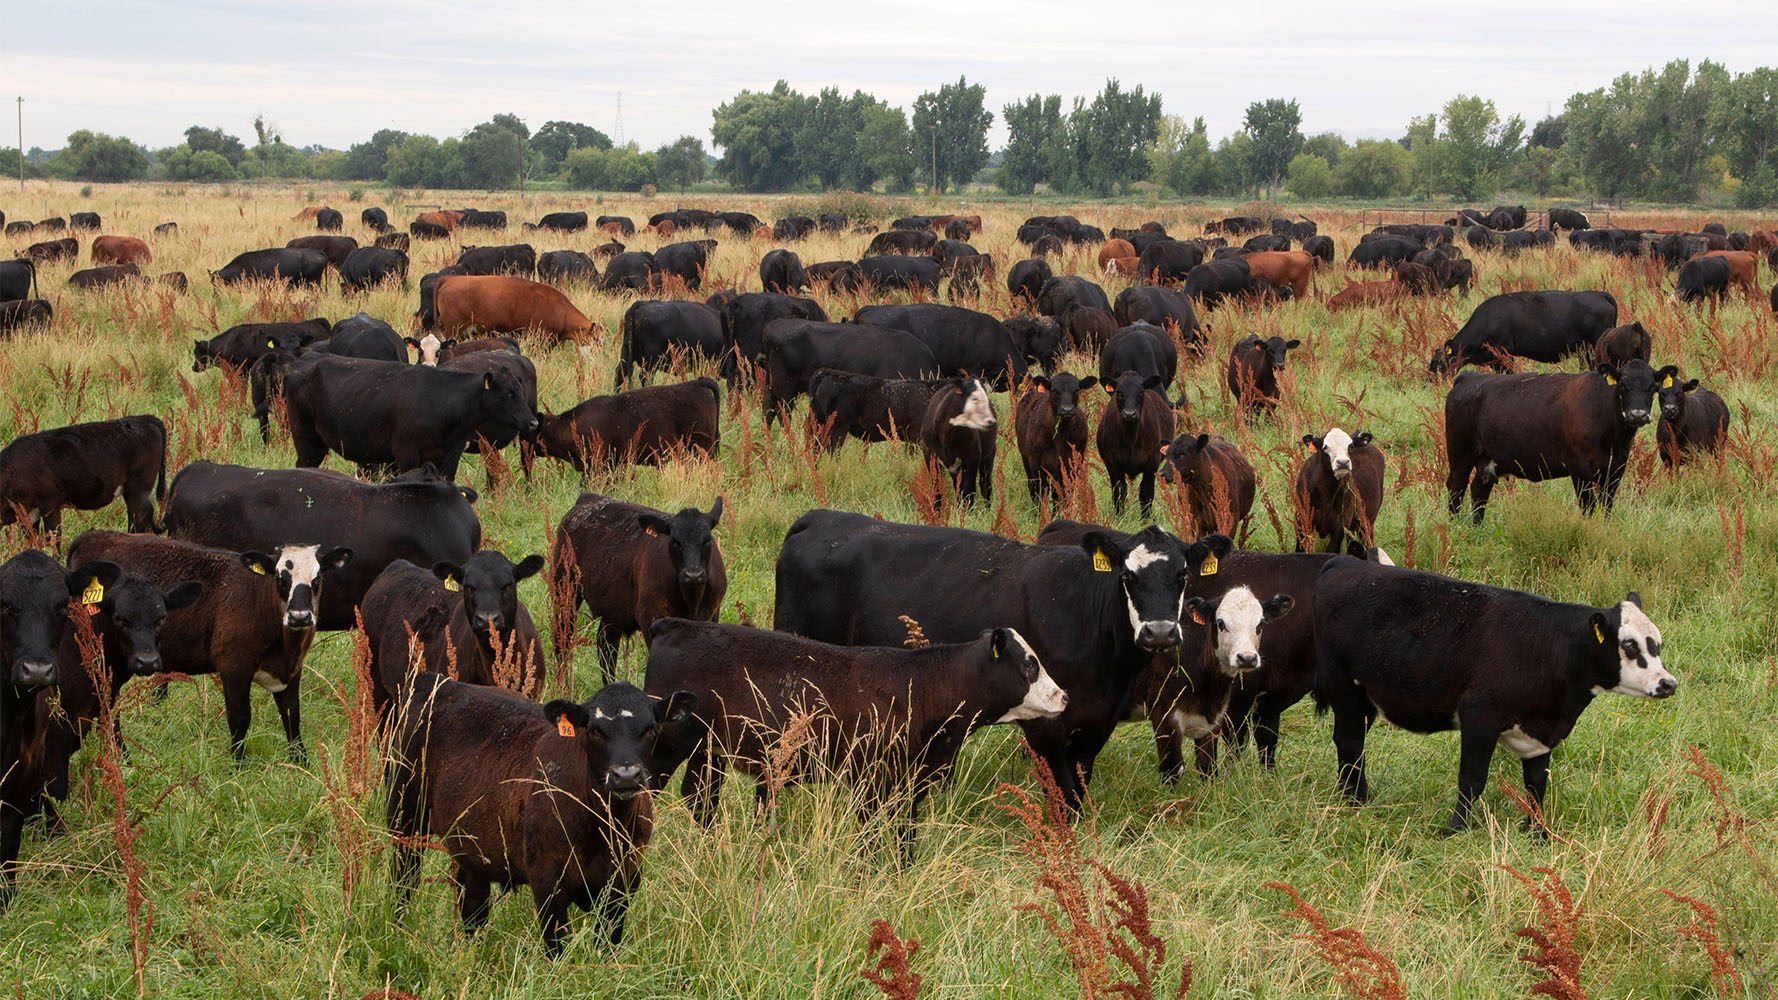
left=40, top=508, right=63, bottom=539
left=601, top=858, right=640, bottom=946
left=1520, top=753, right=1552, bottom=835
left=458, top=875, right=493, bottom=932
left=1329, top=698, right=1370, bottom=805
left=1252, top=697, right=1285, bottom=768
left=1193, top=736, right=1219, bottom=777
left=124, top=483, right=155, bottom=533
left=682, top=738, right=722, bottom=826
left=595, top=624, right=620, bottom=683
left=272, top=677, right=304, bottom=762
left=0, top=810, right=22, bottom=911
left=1138, top=471, right=1156, bottom=517
left=1149, top=706, right=1184, bottom=781
left=1446, top=457, right=1474, bottom=515
left=1448, top=725, right=1498, bottom=834
left=1109, top=475, right=1128, bottom=515
left=1468, top=466, right=1498, bottom=524
left=222, top=678, right=253, bottom=761
left=978, top=463, right=992, bottom=504
left=289, top=419, right=328, bottom=468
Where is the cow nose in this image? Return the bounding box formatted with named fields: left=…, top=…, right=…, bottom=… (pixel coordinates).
left=131, top=654, right=162, bottom=676
left=285, top=609, right=315, bottom=628
left=1628, top=409, right=1650, bottom=425
left=1137, top=621, right=1181, bottom=650
left=607, top=764, right=647, bottom=794
left=1653, top=676, right=1677, bottom=699
left=14, top=658, right=57, bottom=688
left=524, top=416, right=540, bottom=432
left=1234, top=652, right=1260, bottom=672
left=1058, top=406, right=1075, bottom=418
left=473, top=611, right=503, bottom=632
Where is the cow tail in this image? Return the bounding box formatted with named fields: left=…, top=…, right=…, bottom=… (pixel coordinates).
left=29, top=258, right=40, bottom=301
left=154, top=417, right=169, bottom=532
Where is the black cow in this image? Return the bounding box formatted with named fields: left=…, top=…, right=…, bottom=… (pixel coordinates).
left=536, top=250, right=598, bottom=285
left=1432, top=291, right=1619, bottom=375
left=1096, top=371, right=1175, bottom=515
left=68, top=264, right=143, bottom=290
left=1301, top=235, right=1334, bottom=264
left=1347, top=236, right=1421, bottom=269
left=312, top=312, right=405, bottom=363
left=315, top=208, right=344, bottom=231
left=595, top=215, right=636, bottom=236
left=1445, top=360, right=1659, bottom=521
left=457, top=209, right=506, bottom=230
left=717, top=292, right=827, bottom=385
left=361, top=207, right=390, bottom=230
left=414, top=267, right=467, bottom=329
left=69, top=212, right=100, bottom=230
left=853, top=304, right=1028, bottom=388
left=772, top=215, right=815, bottom=240
left=1098, top=322, right=1177, bottom=386
left=535, top=211, right=588, bottom=232
left=856, top=255, right=941, bottom=294
left=1137, top=239, right=1205, bottom=286
left=775, top=510, right=1202, bottom=808
left=615, top=300, right=725, bottom=390
left=192, top=318, right=331, bottom=373
left=1002, top=315, right=1065, bottom=372
left=759, top=320, right=939, bottom=423
left=213, top=248, right=327, bottom=286
left=601, top=251, right=659, bottom=292
left=1502, top=228, right=1555, bottom=254
left=1548, top=208, right=1590, bottom=231
left=162, top=461, right=480, bottom=631
left=0, top=299, right=51, bottom=333
left=759, top=248, right=808, bottom=293
left=456, top=244, right=536, bottom=278
left=1036, top=276, right=1111, bottom=317
left=0, top=260, right=34, bottom=301
left=806, top=371, right=945, bottom=451
left=805, top=260, right=864, bottom=294
left=656, top=240, right=717, bottom=290
left=1675, top=256, right=1731, bottom=303
left=1206, top=216, right=1265, bottom=236
left=867, top=229, right=937, bottom=255
left=1113, top=286, right=1203, bottom=353
left=1227, top=335, right=1300, bottom=415
left=1183, top=259, right=1252, bottom=310
left=375, top=231, right=410, bottom=252
left=1653, top=367, right=1728, bottom=468
left=339, top=246, right=408, bottom=293
left=1315, top=559, right=1676, bottom=832
left=287, top=235, right=358, bottom=267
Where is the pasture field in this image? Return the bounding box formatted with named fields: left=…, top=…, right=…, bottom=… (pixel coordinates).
left=2, top=181, right=1776, bottom=999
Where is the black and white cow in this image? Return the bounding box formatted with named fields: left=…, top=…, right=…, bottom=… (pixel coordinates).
left=1313, top=556, right=1677, bottom=833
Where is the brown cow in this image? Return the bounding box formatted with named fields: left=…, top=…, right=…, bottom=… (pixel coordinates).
left=551, top=492, right=726, bottom=681
left=1294, top=428, right=1385, bottom=551
left=416, top=210, right=463, bottom=231
left=1097, top=371, right=1175, bottom=516
left=1592, top=322, right=1652, bottom=368
left=1014, top=372, right=1096, bottom=505
left=0, top=416, right=166, bottom=535
left=25, top=238, right=77, bottom=264
left=293, top=206, right=324, bottom=220
left=91, top=236, right=151, bottom=266
left=1102, top=256, right=1143, bottom=277
left=532, top=378, right=720, bottom=474
left=1654, top=366, right=1729, bottom=469
left=1097, top=239, right=1136, bottom=268
left=1326, top=280, right=1405, bottom=310
left=1159, top=432, right=1256, bottom=535
left=1697, top=250, right=1759, bottom=294
left=1242, top=250, right=1317, bottom=299
left=286, top=235, right=357, bottom=267
left=1064, top=305, right=1118, bottom=353
left=433, top=274, right=594, bottom=348
left=1392, top=261, right=1440, bottom=295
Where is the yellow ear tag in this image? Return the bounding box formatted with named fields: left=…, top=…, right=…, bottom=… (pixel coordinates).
left=443, top=575, right=460, bottom=592
left=1661, top=375, right=1674, bottom=388
left=249, top=562, right=267, bottom=575
left=1604, top=374, right=1618, bottom=386
left=82, top=579, right=105, bottom=605
left=266, top=339, right=276, bottom=349
left=1594, top=622, right=1605, bottom=643
left=1092, top=551, right=1113, bottom=573
left=557, top=715, right=576, bottom=738
left=458, top=488, right=470, bottom=499
left=1199, top=553, right=1219, bottom=576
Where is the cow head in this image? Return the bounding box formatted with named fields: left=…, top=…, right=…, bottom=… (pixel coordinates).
left=1304, top=428, right=1370, bottom=480
left=1159, top=432, right=1212, bottom=484
left=431, top=551, right=544, bottom=643
left=1258, top=336, right=1301, bottom=372
left=1080, top=526, right=1201, bottom=651
left=1029, top=372, right=1095, bottom=424
left=1185, top=586, right=1293, bottom=675
left=87, top=574, right=205, bottom=677
left=1006, top=317, right=1064, bottom=372
left=1105, top=370, right=1164, bottom=425
left=639, top=498, right=723, bottom=611
left=477, top=369, right=539, bottom=435
left=1653, top=365, right=1700, bottom=423
left=1595, top=359, right=1657, bottom=429
left=1428, top=340, right=1458, bottom=375
left=984, top=628, right=1068, bottom=721
left=240, top=545, right=352, bottom=630
left=404, top=333, right=455, bottom=366
left=1590, top=593, right=1677, bottom=699
left=947, top=379, right=996, bottom=431
left=191, top=341, right=216, bottom=372
left=1, top=552, right=121, bottom=689
left=545, top=683, right=697, bottom=800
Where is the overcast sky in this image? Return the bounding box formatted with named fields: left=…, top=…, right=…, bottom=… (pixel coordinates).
left=5, top=1, right=1774, bottom=154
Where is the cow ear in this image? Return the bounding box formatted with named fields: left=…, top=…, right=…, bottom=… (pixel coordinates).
left=431, top=562, right=463, bottom=589
left=1625, top=591, right=1643, bottom=610
left=654, top=690, right=697, bottom=724
left=1186, top=534, right=1233, bottom=575
left=1301, top=434, right=1320, bottom=449
left=240, top=552, right=276, bottom=577
left=1079, top=532, right=1121, bottom=573
left=441, top=338, right=459, bottom=349
left=1029, top=375, right=1049, bottom=392
left=1684, top=379, right=1699, bottom=392
left=482, top=372, right=494, bottom=390
left=322, top=547, right=352, bottom=571
left=1075, top=375, right=1096, bottom=391
left=512, top=554, right=546, bottom=582
left=1141, top=375, right=1164, bottom=392
left=543, top=699, right=591, bottom=737
left=403, top=337, right=421, bottom=349
left=163, top=581, right=206, bottom=612
left=68, top=561, right=124, bottom=606
left=1195, top=433, right=1211, bottom=450
left=456, top=484, right=479, bottom=503
left=706, top=496, right=724, bottom=526
left=1353, top=431, right=1374, bottom=447
left=1286, top=339, right=1302, bottom=350
left=637, top=514, right=671, bottom=538
left=1261, top=594, right=1295, bottom=621
left=1655, top=364, right=1680, bottom=379
left=1102, top=380, right=1117, bottom=395
left=1589, top=612, right=1612, bottom=646
left=1184, top=597, right=1211, bottom=626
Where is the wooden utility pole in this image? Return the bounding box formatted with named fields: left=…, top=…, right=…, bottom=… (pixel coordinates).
left=17, top=96, right=23, bottom=191
left=930, top=127, right=937, bottom=194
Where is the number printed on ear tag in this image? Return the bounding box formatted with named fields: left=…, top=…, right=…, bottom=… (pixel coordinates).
left=557, top=716, right=576, bottom=737
left=443, top=576, right=459, bottom=592
left=1199, top=553, right=1219, bottom=576
left=1092, top=551, right=1113, bottom=572
left=82, top=579, right=105, bottom=605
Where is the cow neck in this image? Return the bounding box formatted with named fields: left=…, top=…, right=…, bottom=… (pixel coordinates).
left=897, top=644, right=1012, bottom=754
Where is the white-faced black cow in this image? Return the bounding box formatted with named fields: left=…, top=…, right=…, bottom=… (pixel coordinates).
left=1313, top=557, right=1677, bottom=833
left=919, top=378, right=998, bottom=505
left=1294, top=428, right=1385, bottom=552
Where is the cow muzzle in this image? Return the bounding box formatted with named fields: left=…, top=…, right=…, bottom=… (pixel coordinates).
left=130, top=653, right=163, bottom=677
left=605, top=764, right=647, bottom=799
left=1626, top=408, right=1650, bottom=427
left=1233, top=652, right=1260, bottom=672
left=472, top=611, right=505, bottom=635
left=12, top=657, right=57, bottom=688
left=283, top=609, right=316, bottom=629
left=1651, top=676, right=1678, bottom=699
left=1136, top=621, right=1182, bottom=650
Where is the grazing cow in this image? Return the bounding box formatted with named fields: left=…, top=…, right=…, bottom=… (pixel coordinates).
left=361, top=550, right=545, bottom=714
left=1244, top=234, right=1289, bottom=253
left=1431, top=290, right=1619, bottom=375
left=1295, top=429, right=1385, bottom=551
left=854, top=304, right=1027, bottom=388
left=1136, top=239, right=1205, bottom=286
left=1694, top=250, right=1759, bottom=295
left=806, top=371, right=947, bottom=452
left=930, top=239, right=978, bottom=265
left=759, top=249, right=808, bottom=294
left=1206, top=216, right=1264, bottom=236
left=0, top=416, right=167, bottom=535
left=1183, top=258, right=1253, bottom=310
left=361, top=207, right=389, bottom=230
left=67, top=530, right=350, bottom=759
left=67, top=264, right=143, bottom=290
left=646, top=619, right=1062, bottom=836
left=595, top=215, right=635, bottom=236
left=1114, top=286, right=1203, bottom=352
left=533, top=379, right=720, bottom=474
left=760, top=320, right=939, bottom=423
left=386, top=674, right=685, bottom=953
left=615, top=299, right=725, bottom=389
left=1014, top=372, right=1097, bottom=504
left=0, top=260, right=35, bottom=301
left=192, top=318, right=331, bottom=372
left=1675, top=256, right=1728, bottom=303
left=600, top=251, right=658, bottom=291
left=287, top=235, right=357, bottom=267
left=943, top=218, right=971, bottom=241
left=434, top=274, right=594, bottom=347
left=1037, top=276, right=1112, bottom=318
left=375, top=231, right=411, bottom=253
left=1097, top=371, right=1175, bottom=516
left=456, top=244, right=537, bottom=278
left=867, top=229, right=938, bottom=255
left=213, top=248, right=327, bottom=285
left=1097, top=322, right=1177, bottom=386
left=163, top=462, right=479, bottom=630
left=1325, top=280, right=1405, bottom=310
left=68, top=212, right=99, bottom=230
left=819, top=213, right=848, bottom=232
left=307, top=313, right=403, bottom=364
left=458, top=209, right=505, bottom=230
left=1548, top=208, right=1590, bottom=231
left=1063, top=305, right=1118, bottom=354
left=1392, top=261, right=1440, bottom=295
left=283, top=356, right=536, bottom=480
left=1102, top=255, right=1142, bottom=277
left=416, top=210, right=462, bottom=232
left=1653, top=367, right=1728, bottom=468
left=1002, top=315, right=1065, bottom=373
left=339, top=246, right=408, bottom=293
left=1347, top=236, right=1421, bottom=269
left=26, top=238, right=78, bottom=264
left=1314, top=559, right=1676, bottom=831
left=91, top=235, right=151, bottom=266
left=775, top=510, right=1201, bottom=808
left=1433, top=256, right=1474, bottom=292
left=1030, top=233, right=1065, bottom=257
left=1301, top=234, right=1334, bottom=264
left=1098, top=238, right=1136, bottom=268
left=1445, top=360, right=1658, bottom=521
left=0, top=299, right=51, bottom=333
left=1160, top=433, right=1255, bottom=536
left=314, top=208, right=343, bottom=231
left=1242, top=250, right=1316, bottom=299
left=1501, top=228, right=1555, bottom=254
left=654, top=240, right=718, bottom=291
left=552, top=494, right=726, bottom=680
left=536, top=250, right=597, bottom=286
left=920, top=378, right=998, bottom=504
left=536, top=211, right=589, bottom=232
left=1227, top=335, right=1300, bottom=415
left=717, top=292, right=828, bottom=385
left=771, top=216, right=814, bottom=240
left=1592, top=322, right=1651, bottom=368
left=805, top=260, right=863, bottom=294
left=856, top=254, right=941, bottom=295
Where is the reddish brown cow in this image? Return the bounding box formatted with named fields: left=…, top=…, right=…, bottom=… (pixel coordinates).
left=416, top=210, right=463, bottom=231
left=1592, top=322, right=1652, bottom=367
left=0, top=416, right=166, bottom=535
left=1097, top=239, right=1136, bottom=268
left=1064, top=305, right=1118, bottom=353
left=1294, top=428, right=1385, bottom=551
left=91, top=236, right=151, bottom=266
left=1326, top=280, right=1405, bottom=310
left=1160, top=432, right=1256, bottom=535
left=1097, top=371, right=1176, bottom=515
left=1102, top=256, right=1143, bottom=277
left=1014, top=372, right=1097, bottom=505
left=532, top=378, right=720, bottom=474
left=434, top=274, right=594, bottom=347
left=1698, top=250, right=1759, bottom=294
left=1242, top=250, right=1317, bottom=299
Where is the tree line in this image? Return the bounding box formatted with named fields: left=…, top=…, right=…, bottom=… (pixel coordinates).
left=7, top=59, right=1775, bottom=206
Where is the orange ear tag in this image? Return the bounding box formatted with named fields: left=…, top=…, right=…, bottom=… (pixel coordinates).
left=557, top=715, right=576, bottom=738
left=1190, top=607, right=1207, bottom=626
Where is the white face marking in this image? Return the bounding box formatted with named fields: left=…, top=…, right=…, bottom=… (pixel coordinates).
left=417, top=333, right=442, bottom=366
left=618, top=709, right=635, bottom=718
left=1169, top=708, right=1215, bottom=740
left=1607, top=601, right=1676, bottom=698
left=252, top=669, right=288, bottom=693
left=1123, top=544, right=1165, bottom=572
left=996, top=629, right=1066, bottom=721
left=947, top=380, right=997, bottom=431
left=1498, top=725, right=1552, bottom=759
left=1321, top=428, right=1354, bottom=479
left=592, top=707, right=609, bottom=720
left=278, top=545, right=322, bottom=590
left=1209, top=587, right=1265, bottom=674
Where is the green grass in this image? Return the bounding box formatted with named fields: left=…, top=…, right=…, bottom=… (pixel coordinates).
left=2, top=182, right=1776, bottom=998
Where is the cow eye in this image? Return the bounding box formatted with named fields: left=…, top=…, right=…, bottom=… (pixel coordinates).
left=1215, top=619, right=1226, bottom=631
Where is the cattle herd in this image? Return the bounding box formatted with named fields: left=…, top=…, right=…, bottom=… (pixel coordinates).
left=2, top=194, right=1763, bottom=961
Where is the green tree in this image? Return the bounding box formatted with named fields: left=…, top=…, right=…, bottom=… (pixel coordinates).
left=53, top=130, right=150, bottom=182
left=999, top=94, right=1062, bottom=195
left=1242, top=98, right=1303, bottom=195
left=1335, top=139, right=1411, bottom=198
left=563, top=144, right=657, bottom=191
left=459, top=116, right=526, bottom=189
left=241, top=141, right=310, bottom=179
left=1712, top=67, right=1778, bottom=206
left=656, top=135, right=706, bottom=192
left=1529, top=114, right=1566, bottom=149
left=1510, top=144, right=1565, bottom=198
left=711, top=81, right=812, bottom=192
left=184, top=125, right=247, bottom=167
left=911, top=76, right=993, bottom=191
left=341, top=128, right=410, bottom=181
left=532, top=120, right=611, bottom=172
left=1403, top=114, right=1439, bottom=195
left=160, top=146, right=238, bottom=182
left=1563, top=86, right=1643, bottom=198
left=1302, top=131, right=1348, bottom=167
left=1284, top=153, right=1332, bottom=199
left=1066, top=79, right=1163, bottom=195
left=857, top=104, right=918, bottom=193
left=1148, top=115, right=1216, bottom=196
left=1211, top=132, right=1254, bottom=195
left=1434, top=95, right=1524, bottom=200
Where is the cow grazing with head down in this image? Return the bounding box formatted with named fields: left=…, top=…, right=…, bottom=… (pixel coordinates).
left=91, top=236, right=151, bottom=267
left=1014, top=372, right=1097, bottom=505
left=533, top=379, right=720, bottom=475
left=434, top=274, right=594, bottom=348
left=552, top=493, right=726, bottom=682
left=1591, top=322, right=1651, bottom=368
left=1314, top=558, right=1676, bottom=832
left=1431, top=291, right=1618, bottom=376
left=1294, top=428, right=1385, bottom=552
left=1097, top=371, right=1175, bottom=516
left=1159, top=433, right=1255, bottom=536
left=67, top=530, right=351, bottom=759
left=1226, top=335, right=1299, bottom=416
left=1445, top=360, right=1659, bottom=522
left=339, top=246, right=408, bottom=292
left=1653, top=366, right=1728, bottom=468
left=1007, top=258, right=1052, bottom=306
left=920, top=378, right=998, bottom=505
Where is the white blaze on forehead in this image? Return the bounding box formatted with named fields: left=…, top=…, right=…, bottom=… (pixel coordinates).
left=1321, top=427, right=1354, bottom=477
left=1606, top=600, right=1676, bottom=698
left=947, top=380, right=997, bottom=431
left=1210, top=586, right=1265, bottom=672
left=996, top=629, right=1067, bottom=722
left=277, top=545, right=322, bottom=588
left=1123, top=543, right=1167, bottom=572
left=417, top=333, right=442, bottom=366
